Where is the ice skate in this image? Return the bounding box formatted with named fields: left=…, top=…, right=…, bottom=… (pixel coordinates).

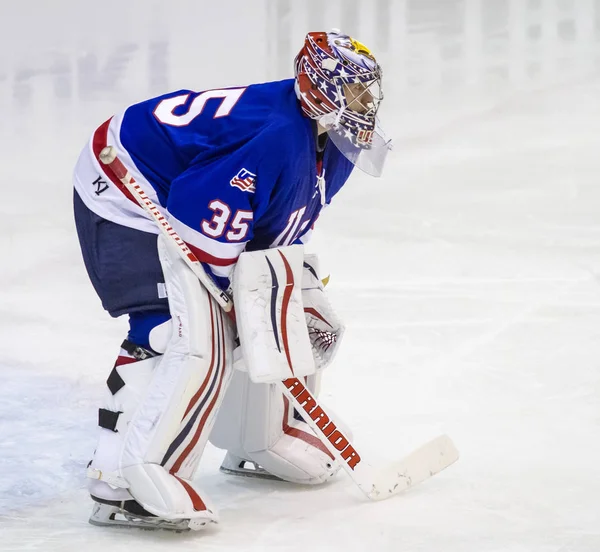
left=219, top=452, right=284, bottom=481
left=89, top=496, right=212, bottom=532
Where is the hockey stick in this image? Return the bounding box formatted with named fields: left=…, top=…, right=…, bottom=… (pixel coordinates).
left=98, top=146, right=459, bottom=501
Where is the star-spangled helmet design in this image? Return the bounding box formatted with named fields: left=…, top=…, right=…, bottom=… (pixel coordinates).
left=294, top=30, right=392, bottom=177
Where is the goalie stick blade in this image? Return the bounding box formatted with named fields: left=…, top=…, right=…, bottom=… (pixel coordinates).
left=364, top=434, right=459, bottom=501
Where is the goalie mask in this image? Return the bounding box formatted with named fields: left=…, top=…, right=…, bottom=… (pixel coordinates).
left=294, top=30, right=392, bottom=177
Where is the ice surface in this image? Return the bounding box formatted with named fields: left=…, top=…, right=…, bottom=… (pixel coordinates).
left=2, top=1, right=600, bottom=550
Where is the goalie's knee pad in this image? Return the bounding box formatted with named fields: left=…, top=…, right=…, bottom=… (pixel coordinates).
left=210, top=367, right=350, bottom=485
left=87, top=236, right=235, bottom=528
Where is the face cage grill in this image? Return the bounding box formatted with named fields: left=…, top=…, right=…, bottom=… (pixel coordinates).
left=326, top=73, right=383, bottom=147
left=336, top=75, right=382, bottom=120
left=297, top=54, right=384, bottom=146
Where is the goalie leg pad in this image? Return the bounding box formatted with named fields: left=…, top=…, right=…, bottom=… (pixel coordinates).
left=88, top=345, right=158, bottom=503
left=88, top=235, right=235, bottom=527
left=210, top=368, right=352, bottom=485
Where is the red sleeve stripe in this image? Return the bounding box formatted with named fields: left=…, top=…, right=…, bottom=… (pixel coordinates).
left=92, top=118, right=138, bottom=206
left=185, top=241, right=238, bottom=267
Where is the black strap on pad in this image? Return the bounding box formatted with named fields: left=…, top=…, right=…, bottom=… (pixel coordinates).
left=120, top=340, right=158, bottom=361
left=98, top=408, right=122, bottom=432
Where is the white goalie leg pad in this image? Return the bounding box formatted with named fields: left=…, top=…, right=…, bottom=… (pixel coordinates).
left=210, top=367, right=352, bottom=485
left=91, top=235, right=235, bottom=525
left=88, top=349, right=159, bottom=503
left=232, top=245, right=315, bottom=383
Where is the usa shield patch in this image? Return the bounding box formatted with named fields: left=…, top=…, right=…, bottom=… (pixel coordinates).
left=230, top=168, right=256, bottom=193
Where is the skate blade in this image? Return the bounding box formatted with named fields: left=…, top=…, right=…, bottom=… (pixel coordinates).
left=89, top=503, right=214, bottom=532
left=220, top=463, right=284, bottom=482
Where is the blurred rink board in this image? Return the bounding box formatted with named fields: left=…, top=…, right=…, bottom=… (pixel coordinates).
left=1, top=1, right=599, bottom=104
left=0, top=1, right=269, bottom=144
left=267, top=0, right=600, bottom=139
left=268, top=0, right=600, bottom=91
left=0, top=0, right=599, bottom=154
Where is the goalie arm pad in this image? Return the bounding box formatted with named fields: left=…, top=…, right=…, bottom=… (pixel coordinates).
left=232, top=245, right=316, bottom=383
left=302, top=254, right=345, bottom=371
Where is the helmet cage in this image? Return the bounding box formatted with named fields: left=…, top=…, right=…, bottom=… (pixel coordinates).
left=329, top=71, right=384, bottom=147
left=295, top=31, right=384, bottom=148
left=295, top=30, right=392, bottom=176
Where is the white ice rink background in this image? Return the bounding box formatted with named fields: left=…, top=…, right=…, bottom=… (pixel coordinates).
left=2, top=1, right=600, bottom=550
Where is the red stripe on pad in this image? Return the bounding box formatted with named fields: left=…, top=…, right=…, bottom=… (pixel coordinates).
left=170, top=303, right=228, bottom=476
left=282, top=396, right=335, bottom=461
left=304, top=307, right=333, bottom=328
left=174, top=475, right=207, bottom=512
left=113, top=355, right=137, bottom=368
left=182, top=299, right=216, bottom=420
left=277, top=250, right=295, bottom=375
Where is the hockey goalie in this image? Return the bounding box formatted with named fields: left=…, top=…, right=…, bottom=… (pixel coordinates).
left=74, top=30, right=391, bottom=530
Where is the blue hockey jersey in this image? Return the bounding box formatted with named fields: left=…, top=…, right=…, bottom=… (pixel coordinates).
left=74, top=79, right=354, bottom=289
